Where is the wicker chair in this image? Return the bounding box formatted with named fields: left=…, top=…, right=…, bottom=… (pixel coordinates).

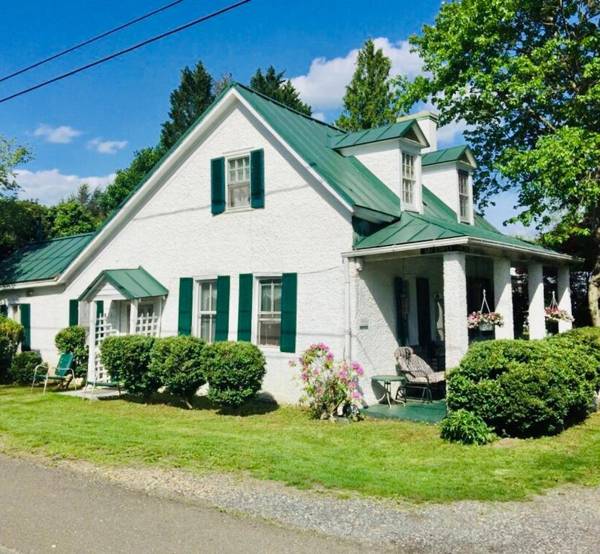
left=394, top=346, right=445, bottom=402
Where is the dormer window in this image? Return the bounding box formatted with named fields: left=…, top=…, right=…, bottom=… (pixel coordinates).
left=458, top=170, right=470, bottom=222
left=227, top=155, right=251, bottom=209
left=402, top=152, right=417, bottom=210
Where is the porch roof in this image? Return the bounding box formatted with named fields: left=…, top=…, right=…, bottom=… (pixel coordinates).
left=79, top=267, right=168, bottom=301
left=352, top=187, right=573, bottom=262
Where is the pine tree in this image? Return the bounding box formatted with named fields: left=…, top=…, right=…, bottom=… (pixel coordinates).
left=160, top=61, right=215, bottom=150
left=336, top=40, right=394, bottom=131
left=250, top=66, right=311, bottom=115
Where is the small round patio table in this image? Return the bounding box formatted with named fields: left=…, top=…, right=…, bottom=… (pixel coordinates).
left=371, top=375, right=406, bottom=408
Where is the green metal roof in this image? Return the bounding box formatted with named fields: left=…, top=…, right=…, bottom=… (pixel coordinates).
left=79, top=267, right=168, bottom=301
left=422, top=145, right=475, bottom=167
left=355, top=186, right=556, bottom=255
left=328, top=120, right=427, bottom=149
left=0, top=233, right=95, bottom=285
left=234, top=84, right=401, bottom=218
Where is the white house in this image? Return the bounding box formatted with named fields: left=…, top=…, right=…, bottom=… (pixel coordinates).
left=0, top=84, right=574, bottom=403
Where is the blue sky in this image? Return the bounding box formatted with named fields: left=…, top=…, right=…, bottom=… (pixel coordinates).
left=0, top=0, right=524, bottom=233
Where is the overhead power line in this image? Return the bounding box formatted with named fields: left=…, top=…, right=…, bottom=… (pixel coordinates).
left=0, top=0, right=187, bottom=84
left=0, top=0, right=251, bottom=105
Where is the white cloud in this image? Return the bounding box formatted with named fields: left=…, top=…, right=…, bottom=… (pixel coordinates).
left=33, top=124, right=81, bottom=144
left=437, top=119, right=468, bottom=147
left=88, top=138, right=128, bottom=155
left=312, top=112, right=326, bottom=122
left=291, top=37, right=422, bottom=111
left=16, top=169, right=115, bottom=205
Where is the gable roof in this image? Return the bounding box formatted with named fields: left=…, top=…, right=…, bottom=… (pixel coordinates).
left=353, top=186, right=569, bottom=260
left=79, top=267, right=168, bottom=301
left=328, top=120, right=429, bottom=149
left=422, top=145, right=476, bottom=168
left=0, top=233, right=95, bottom=285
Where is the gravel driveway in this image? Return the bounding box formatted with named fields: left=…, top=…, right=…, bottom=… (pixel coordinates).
left=2, top=452, right=599, bottom=553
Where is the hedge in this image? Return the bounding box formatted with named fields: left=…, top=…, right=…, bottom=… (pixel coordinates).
left=0, top=316, right=24, bottom=382
left=55, top=326, right=89, bottom=378
left=8, top=351, right=43, bottom=385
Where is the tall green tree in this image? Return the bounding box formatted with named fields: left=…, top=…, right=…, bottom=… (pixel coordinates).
left=250, top=66, right=312, bottom=115
left=159, top=61, right=215, bottom=150
left=402, top=0, right=600, bottom=323
left=336, top=39, right=394, bottom=131
left=0, top=136, right=30, bottom=197
left=47, top=199, right=99, bottom=238
left=0, top=199, right=49, bottom=260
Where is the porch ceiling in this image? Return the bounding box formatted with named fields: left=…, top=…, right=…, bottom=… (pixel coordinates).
left=78, top=267, right=168, bottom=301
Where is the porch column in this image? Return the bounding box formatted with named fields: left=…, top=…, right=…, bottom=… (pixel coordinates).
left=129, top=298, right=139, bottom=335
left=493, top=258, right=514, bottom=339
left=86, top=301, right=96, bottom=383
left=557, top=265, right=573, bottom=333
left=528, top=262, right=545, bottom=339
left=443, top=252, right=469, bottom=367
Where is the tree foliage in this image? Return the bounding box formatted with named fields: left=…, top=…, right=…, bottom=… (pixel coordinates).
left=0, top=199, right=49, bottom=259
left=250, top=66, right=312, bottom=115
left=336, top=39, right=395, bottom=130
left=0, top=136, right=30, bottom=197
left=403, top=0, right=600, bottom=322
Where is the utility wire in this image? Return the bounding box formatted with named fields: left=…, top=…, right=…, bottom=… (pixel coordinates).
left=0, top=0, right=251, bottom=105
left=0, top=0, right=186, bottom=84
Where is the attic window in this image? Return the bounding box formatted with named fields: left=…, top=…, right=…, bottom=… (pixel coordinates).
left=402, top=152, right=417, bottom=210
left=458, top=170, right=470, bottom=222
left=227, top=155, right=250, bottom=209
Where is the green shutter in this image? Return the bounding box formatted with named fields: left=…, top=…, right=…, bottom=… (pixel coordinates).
left=211, top=157, right=225, bottom=215
left=250, top=149, right=265, bottom=209
left=20, top=304, right=31, bottom=351
left=394, top=278, right=408, bottom=345
left=215, top=276, right=230, bottom=341
left=96, top=300, right=104, bottom=317
left=237, top=274, right=253, bottom=341
left=69, top=299, right=79, bottom=326
left=280, top=273, right=298, bottom=353
left=178, top=278, right=193, bottom=336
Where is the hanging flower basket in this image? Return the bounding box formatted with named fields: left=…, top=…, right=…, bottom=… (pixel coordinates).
left=467, top=311, right=504, bottom=330
left=467, top=289, right=504, bottom=331
left=545, top=292, right=574, bottom=322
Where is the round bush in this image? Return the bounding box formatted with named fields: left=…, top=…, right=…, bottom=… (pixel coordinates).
left=149, top=336, right=206, bottom=407
left=0, top=316, right=24, bottom=381
left=100, top=335, right=158, bottom=397
left=440, top=409, right=496, bottom=445
left=201, top=341, right=266, bottom=408
left=55, top=326, right=89, bottom=378
left=8, top=351, right=43, bottom=385
left=447, top=338, right=596, bottom=438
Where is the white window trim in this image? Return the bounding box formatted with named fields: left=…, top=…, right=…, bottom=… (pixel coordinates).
left=191, top=276, right=218, bottom=341
left=252, top=274, right=283, bottom=350
left=225, top=151, right=252, bottom=211
left=457, top=167, right=474, bottom=224
left=400, top=146, right=422, bottom=213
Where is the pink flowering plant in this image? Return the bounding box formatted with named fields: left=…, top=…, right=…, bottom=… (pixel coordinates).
left=467, top=311, right=504, bottom=329
left=291, top=343, right=364, bottom=421
left=544, top=306, right=574, bottom=322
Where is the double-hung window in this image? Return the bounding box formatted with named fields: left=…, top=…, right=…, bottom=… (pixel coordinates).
left=197, top=280, right=217, bottom=342
left=227, top=155, right=250, bottom=209
left=257, top=278, right=282, bottom=347
left=401, top=152, right=416, bottom=210
left=458, top=170, right=470, bottom=222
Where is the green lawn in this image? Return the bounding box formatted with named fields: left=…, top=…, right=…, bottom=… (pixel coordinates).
left=1, top=386, right=599, bottom=503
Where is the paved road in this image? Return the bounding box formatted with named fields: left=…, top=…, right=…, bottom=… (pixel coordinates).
left=0, top=454, right=360, bottom=554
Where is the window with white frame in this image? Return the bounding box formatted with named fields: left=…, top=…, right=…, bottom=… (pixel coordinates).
left=257, top=278, right=282, bottom=347
left=401, top=152, right=417, bottom=210
left=227, top=155, right=250, bottom=209
left=196, top=280, right=217, bottom=343
left=458, top=170, right=470, bottom=222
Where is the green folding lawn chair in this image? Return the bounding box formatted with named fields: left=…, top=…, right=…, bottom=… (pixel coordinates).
left=31, top=352, right=75, bottom=394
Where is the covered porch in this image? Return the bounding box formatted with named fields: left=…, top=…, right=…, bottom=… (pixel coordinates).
left=345, top=236, right=574, bottom=405
left=78, top=267, right=168, bottom=385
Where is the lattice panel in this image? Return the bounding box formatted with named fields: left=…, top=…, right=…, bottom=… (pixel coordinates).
left=135, top=313, right=159, bottom=336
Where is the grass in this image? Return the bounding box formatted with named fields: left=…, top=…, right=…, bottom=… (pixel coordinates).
left=0, top=386, right=599, bottom=503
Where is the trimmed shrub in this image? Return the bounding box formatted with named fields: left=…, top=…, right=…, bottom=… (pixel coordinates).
left=8, top=351, right=43, bottom=385
left=0, top=316, right=24, bottom=382
left=55, top=326, right=89, bottom=378
left=447, top=338, right=596, bottom=438
left=440, top=409, right=496, bottom=445
left=201, top=341, right=266, bottom=408
left=100, top=335, right=158, bottom=397
left=149, top=336, right=206, bottom=408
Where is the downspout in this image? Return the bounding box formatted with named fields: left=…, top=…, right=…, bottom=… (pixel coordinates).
left=343, top=257, right=352, bottom=361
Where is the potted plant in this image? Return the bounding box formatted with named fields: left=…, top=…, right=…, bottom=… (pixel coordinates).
left=545, top=293, right=574, bottom=322
left=467, top=289, right=504, bottom=331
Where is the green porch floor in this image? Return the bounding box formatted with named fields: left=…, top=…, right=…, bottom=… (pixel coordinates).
left=361, top=400, right=447, bottom=423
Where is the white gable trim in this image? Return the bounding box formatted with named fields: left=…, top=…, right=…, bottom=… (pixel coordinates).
left=52, top=87, right=353, bottom=288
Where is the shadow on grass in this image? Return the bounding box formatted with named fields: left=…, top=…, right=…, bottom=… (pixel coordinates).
left=121, top=391, right=279, bottom=416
